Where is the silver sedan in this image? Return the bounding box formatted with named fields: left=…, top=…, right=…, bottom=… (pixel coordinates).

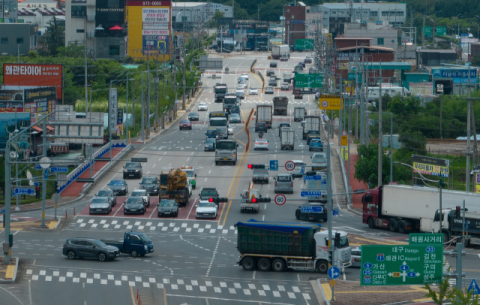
left=250, top=88, right=258, bottom=95
left=254, top=139, right=269, bottom=150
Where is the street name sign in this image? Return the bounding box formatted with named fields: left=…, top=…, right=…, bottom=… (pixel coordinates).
left=14, top=188, right=35, bottom=195
left=50, top=167, right=69, bottom=173
left=360, top=245, right=443, bottom=286
left=409, top=233, right=443, bottom=245
left=301, top=206, right=323, bottom=213
left=300, top=190, right=323, bottom=197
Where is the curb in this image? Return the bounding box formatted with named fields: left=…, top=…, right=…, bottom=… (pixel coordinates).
left=0, top=257, right=19, bottom=283
left=316, top=279, right=330, bottom=305
left=53, top=217, right=62, bottom=229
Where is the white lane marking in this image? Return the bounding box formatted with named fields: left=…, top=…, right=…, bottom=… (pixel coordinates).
left=186, top=198, right=198, bottom=220
left=204, top=178, right=208, bottom=182
left=208, top=170, right=211, bottom=174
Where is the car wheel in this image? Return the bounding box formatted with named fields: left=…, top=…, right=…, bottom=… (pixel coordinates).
left=316, top=260, right=328, bottom=273
left=295, top=210, right=301, bottom=220
left=67, top=251, right=76, bottom=260
left=98, top=253, right=107, bottom=262
left=130, top=250, right=138, bottom=257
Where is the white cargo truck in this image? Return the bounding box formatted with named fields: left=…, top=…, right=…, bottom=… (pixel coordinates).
left=294, top=107, right=306, bottom=122
left=271, top=45, right=290, bottom=59
left=280, top=127, right=295, bottom=150
left=256, top=104, right=273, bottom=129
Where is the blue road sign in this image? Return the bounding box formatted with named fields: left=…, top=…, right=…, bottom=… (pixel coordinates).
left=14, top=188, right=35, bottom=195
left=270, top=160, right=278, bottom=171
left=34, top=182, right=40, bottom=186
left=328, top=266, right=340, bottom=279
left=300, top=190, right=323, bottom=197
left=332, top=209, right=339, bottom=216
left=50, top=167, right=69, bottom=173
left=300, top=166, right=305, bottom=175
left=35, top=164, right=41, bottom=170
left=43, top=169, right=49, bottom=179
left=301, top=206, right=323, bottom=213
left=469, top=279, right=480, bottom=295
left=303, top=175, right=323, bottom=181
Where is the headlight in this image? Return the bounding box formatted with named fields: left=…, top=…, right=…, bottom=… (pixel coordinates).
left=144, top=245, right=148, bottom=250
left=123, top=170, right=127, bottom=172
left=232, top=154, right=236, bottom=157
left=135, top=170, right=139, bottom=172
left=121, top=188, right=126, bottom=190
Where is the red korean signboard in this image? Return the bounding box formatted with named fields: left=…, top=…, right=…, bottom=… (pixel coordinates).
left=3, top=64, right=63, bottom=101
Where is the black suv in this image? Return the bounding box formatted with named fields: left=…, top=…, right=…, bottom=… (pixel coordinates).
left=255, top=122, right=268, bottom=133
left=270, top=62, right=277, bottom=68
left=63, top=238, right=119, bottom=262
left=123, top=162, right=142, bottom=179
left=295, top=204, right=327, bottom=222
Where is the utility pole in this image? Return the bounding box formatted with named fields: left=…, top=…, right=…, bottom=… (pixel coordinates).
left=147, top=52, right=151, bottom=138
left=132, top=79, right=135, bottom=128
left=326, top=118, right=334, bottom=302
left=378, top=61, right=383, bottom=187
left=155, top=53, right=159, bottom=130
left=467, top=66, right=471, bottom=192
left=163, top=55, right=166, bottom=129
left=422, top=16, right=426, bottom=48
left=141, top=72, right=145, bottom=143
left=41, top=120, right=47, bottom=228
left=182, top=13, right=186, bottom=111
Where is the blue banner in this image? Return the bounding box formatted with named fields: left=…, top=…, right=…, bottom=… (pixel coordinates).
left=143, top=35, right=169, bottom=55
left=432, top=69, right=476, bottom=79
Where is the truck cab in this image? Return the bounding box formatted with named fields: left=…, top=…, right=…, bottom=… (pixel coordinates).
left=315, top=230, right=352, bottom=270
left=101, top=232, right=154, bottom=257
left=181, top=166, right=197, bottom=189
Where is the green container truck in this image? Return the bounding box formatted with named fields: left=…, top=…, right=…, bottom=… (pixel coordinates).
left=295, top=39, right=314, bottom=51
left=236, top=220, right=352, bottom=273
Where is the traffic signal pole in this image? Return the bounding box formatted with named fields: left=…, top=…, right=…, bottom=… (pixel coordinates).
left=327, top=118, right=335, bottom=301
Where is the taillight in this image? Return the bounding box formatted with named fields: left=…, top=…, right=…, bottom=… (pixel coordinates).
left=63, top=244, right=66, bottom=247
left=255, top=142, right=258, bottom=145
left=275, top=181, right=277, bottom=186
left=291, top=181, right=293, bottom=187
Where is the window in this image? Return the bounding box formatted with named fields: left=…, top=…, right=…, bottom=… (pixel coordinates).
left=17, top=38, right=24, bottom=44
left=1, top=37, right=8, bottom=44
left=109, top=45, right=120, bottom=55
left=71, top=5, right=86, bottom=17
left=291, top=15, right=294, bottom=19
left=391, top=40, right=394, bottom=43
left=331, top=11, right=336, bottom=15
left=397, top=11, right=404, bottom=16
left=76, top=29, right=84, bottom=33
left=377, top=38, right=384, bottom=45
left=307, top=9, right=310, bottom=13
left=235, top=29, right=238, bottom=34
left=381, top=11, right=389, bottom=17
left=370, top=11, right=377, bottom=17
left=291, top=24, right=294, bottom=29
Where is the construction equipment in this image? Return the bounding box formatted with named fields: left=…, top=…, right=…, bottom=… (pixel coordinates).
left=159, top=169, right=190, bottom=207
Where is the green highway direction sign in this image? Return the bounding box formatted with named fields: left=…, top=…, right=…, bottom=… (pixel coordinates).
left=360, top=245, right=443, bottom=286
left=294, top=74, right=324, bottom=88
left=347, top=73, right=363, bottom=83
left=436, top=26, right=447, bottom=36
left=422, top=26, right=432, bottom=36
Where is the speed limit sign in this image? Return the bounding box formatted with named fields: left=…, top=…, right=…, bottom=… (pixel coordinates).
left=274, top=194, right=286, bottom=206
left=285, top=161, right=295, bottom=171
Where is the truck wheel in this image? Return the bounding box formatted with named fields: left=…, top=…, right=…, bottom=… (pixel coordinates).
left=98, top=253, right=106, bottom=262
left=442, top=230, right=450, bottom=243
left=296, top=210, right=301, bottom=220
left=242, top=257, right=256, bottom=271
left=130, top=250, right=138, bottom=257
left=397, top=221, right=407, bottom=234
left=257, top=258, right=271, bottom=271
left=67, top=251, right=76, bottom=260
left=388, top=219, right=397, bottom=232
left=316, top=260, right=328, bottom=273
left=215, top=161, right=219, bottom=165
left=367, top=217, right=374, bottom=228
left=271, top=258, right=286, bottom=272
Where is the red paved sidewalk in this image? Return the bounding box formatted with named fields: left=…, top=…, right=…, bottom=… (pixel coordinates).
left=61, top=148, right=123, bottom=197
left=348, top=154, right=369, bottom=209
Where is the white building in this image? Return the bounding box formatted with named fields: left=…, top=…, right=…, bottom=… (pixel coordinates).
left=344, top=22, right=402, bottom=57
left=64, top=0, right=95, bottom=53
left=305, top=6, right=322, bottom=39
left=172, top=2, right=233, bottom=30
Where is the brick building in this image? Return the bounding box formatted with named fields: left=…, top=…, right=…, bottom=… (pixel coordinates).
left=283, top=4, right=306, bottom=47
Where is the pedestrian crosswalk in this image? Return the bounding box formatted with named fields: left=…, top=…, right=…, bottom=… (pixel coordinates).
left=25, top=269, right=312, bottom=301
left=70, top=218, right=238, bottom=235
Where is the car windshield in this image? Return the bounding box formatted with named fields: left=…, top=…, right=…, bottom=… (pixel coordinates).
left=126, top=197, right=144, bottom=204
left=132, top=191, right=146, bottom=196
left=255, top=139, right=267, bottom=143
left=92, top=240, right=107, bottom=247
left=138, top=234, right=151, bottom=242
left=210, top=118, right=227, bottom=126
left=160, top=200, right=176, bottom=207
left=199, top=202, right=216, bottom=208
left=266, top=87, right=273, bottom=90
left=277, top=175, right=291, bottom=182
left=189, top=113, right=198, bottom=116
left=201, top=190, right=217, bottom=196
left=206, top=138, right=215, bottom=144
left=109, top=180, right=125, bottom=186
left=312, top=156, right=326, bottom=162
left=216, top=142, right=236, bottom=150
left=97, top=190, right=112, bottom=196
left=231, top=114, right=240, bottom=119
left=141, top=177, right=157, bottom=184
left=250, top=88, right=256, bottom=91
left=125, top=163, right=139, bottom=168
left=181, top=120, right=190, bottom=124
left=92, top=198, right=109, bottom=203
left=336, top=236, right=349, bottom=248
left=184, top=171, right=194, bottom=177
left=199, top=103, right=206, bottom=106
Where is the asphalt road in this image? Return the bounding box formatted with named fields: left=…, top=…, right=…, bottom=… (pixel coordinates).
left=6, top=52, right=480, bottom=305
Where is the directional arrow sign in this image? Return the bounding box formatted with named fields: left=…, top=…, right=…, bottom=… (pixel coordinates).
left=14, top=188, right=35, bottom=195
left=332, top=209, right=339, bottom=216
left=468, top=279, right=480, bottom=295
left=270, top=160, right=278, bottom=171
left=300, top=190, right=323, bottom=197
left=50, top=167, right=69, bottom=173
left=328, top=266, right=340, bottom=279
left=301, top=206, right=323, bottom=213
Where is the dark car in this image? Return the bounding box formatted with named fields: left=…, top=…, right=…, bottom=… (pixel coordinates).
left=188, top=112, right=199, bottom=121
left=269, top=79, right=277, bottom=86
left=124, top=197, right=146, bottom=215
left=204, top=138, right=216, bottom=151
left=304, top=57, right=313, bottom=64
left=230, top=113, right=241, bottom=123
left=299, top=61, right=306, bottom=68
left=89, top=197, right=112, bottom=215
left=130, top=189, right=150, bottom=207
left=63, top=238, right=119, bottom=262
left=179, top=120, right=192, bottom=130
left=270, top=62, right=277, bottom=68
left=266, top=70, right=275, bottom=77
left=295, top=204, right=328, bottom=221
left=108, top=179, right=128, bottom=196
left=158, top=199, right=179, bottom=217
left=209, top=44, right=218, bottom=49
left=255, top=122, right=268, bottom=133
left=123, top=162, right=142, bottom=179
left=139, top=176, right=159, bottom=195
left=96, top=189, right=116, bottom=207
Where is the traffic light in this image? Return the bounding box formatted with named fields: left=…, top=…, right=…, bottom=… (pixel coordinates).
left=248, top=164, right=266, bottom=169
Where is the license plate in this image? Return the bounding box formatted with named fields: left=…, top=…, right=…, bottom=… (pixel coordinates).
left=355, top=258, right=361, bottom=262
left=223, top=157, right=228, bottom=160
left=164, top=212, right=170, bottom=214
left=129, top=174, right=134, bottom=176
left=97, top=209, right=102, bottom=211
left=131, top=209, right=137, bottom=211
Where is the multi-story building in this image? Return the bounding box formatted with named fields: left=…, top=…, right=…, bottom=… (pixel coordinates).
left=2, top=0, right=18, bottom=22
left=64, top=0, right=96, bottom=55
left=319, top=2, right=406, bottom=37
left=283, top=4, right=306, bottom=47
left=344, top=22, right=402, bottom=58
left=0, top=24, right=37, bottom=56
left=172, top=2, right=232, bottom=31
left=305, top=6, right=322, bottom=40
left=232, top=21, right=269, bottom=50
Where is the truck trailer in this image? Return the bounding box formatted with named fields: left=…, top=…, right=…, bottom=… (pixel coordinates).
left=273, top=96, right=288, bottom=116
left=256, top=104, right=273, bottom=129
left=236, top=220, right=351, bottom=273
left=302, top=116, right=320, bottom=139
left=280, top=127, right=295, bottom=150
left=271, top=45, right=290, bottom=59
left=294, top=107, right=306, bottom=122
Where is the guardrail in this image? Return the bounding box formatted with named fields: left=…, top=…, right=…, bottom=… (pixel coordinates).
left=250, top=59, right=257, bottom=73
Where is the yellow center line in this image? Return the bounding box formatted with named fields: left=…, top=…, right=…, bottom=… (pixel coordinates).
left=217, top=110, right=250, bottom=225
left=163, top=288, right=168, bottom=305
left=221, top=113, right=253, bottom=226
left=130, top=286, right=136, bottom=305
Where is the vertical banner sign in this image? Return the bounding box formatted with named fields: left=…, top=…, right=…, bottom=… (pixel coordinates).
left=360, top=245, right=443, bottom=286
left=109, top=88, right=118, bottom=133
left=476, top=173, right=480, bottom=193
left=142, top=7, right=170, bottom=55
left=411, top=155, right=449, bottom=178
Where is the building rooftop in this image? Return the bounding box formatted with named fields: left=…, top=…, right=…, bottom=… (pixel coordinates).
left=172, top=2, right=231, bottom=8
left=416, top=49, right=457, bottom=53
left=337, top=45, right=395, bottom=52
left=321, top=2, right=404, bottom=9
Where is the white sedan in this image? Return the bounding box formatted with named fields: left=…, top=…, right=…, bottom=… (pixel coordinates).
left=240, top=73, right=249, bottom=80
left=250, top=88, right=258, bottom=95
left=254, top=139, right=269, bottom=150
left=198, top=102, right=208, bottom=111
left=237, top=83, right=247, bottom=90
left=196, top=200, right=218, bottom=219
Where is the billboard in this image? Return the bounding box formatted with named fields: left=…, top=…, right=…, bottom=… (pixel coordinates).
left=96, top=0, right=125, bottom=25
left=412, top=155, right=449, bottom=178
left=0, top=113, right=31, bottom=150
left=319, top=94, right=342, bottom=110
left=294, top=74, right=324, bottom=88
left=436, top=26, right=447, bottom=36
left=126, top=0, right=171, bottom=59
left=3, top=64, right=63, bottom=101
left=109, top=88, right=118, bottom=133
left=409, top=82, right=433, bottom=96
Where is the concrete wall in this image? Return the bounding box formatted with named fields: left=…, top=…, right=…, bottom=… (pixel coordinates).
left=344, top=25, right=401, bottom=53
left=95, top=37, right=126, bottom=61
left=0, top=24, right=35, bottom=56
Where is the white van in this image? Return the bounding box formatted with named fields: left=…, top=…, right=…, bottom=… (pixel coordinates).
left=291, top=160, right=305, bottom=178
